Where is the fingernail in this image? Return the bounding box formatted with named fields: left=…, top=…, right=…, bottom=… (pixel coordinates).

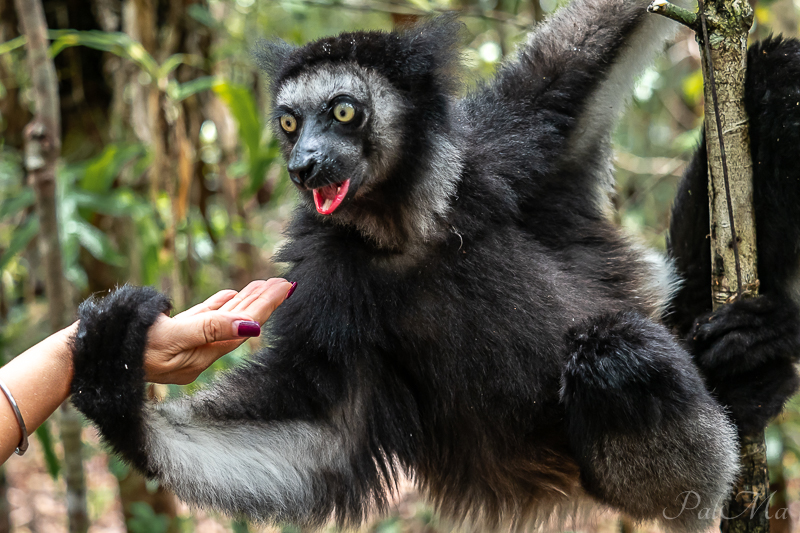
left=286, top=282, right=298, bottom=300
left=235, top=321, right=261, bottom=337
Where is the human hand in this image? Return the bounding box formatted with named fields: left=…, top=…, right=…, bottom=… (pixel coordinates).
left=143, top=279, right=295, bottom=384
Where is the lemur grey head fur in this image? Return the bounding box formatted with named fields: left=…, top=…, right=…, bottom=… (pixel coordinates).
left=255, top=17, right=465, bottom=250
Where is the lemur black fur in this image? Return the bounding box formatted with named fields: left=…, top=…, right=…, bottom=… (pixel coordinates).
left=71, top=2, right=800, bottom=531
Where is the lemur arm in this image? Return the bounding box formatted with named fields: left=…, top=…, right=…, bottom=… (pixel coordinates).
left=465, top=0, right=683, bottom=209
left=71, top=286, right=387, bottom=527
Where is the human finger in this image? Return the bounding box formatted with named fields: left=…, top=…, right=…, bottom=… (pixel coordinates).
left=218, top=279, right=288, bottom=313
left=166, top=310, right=264, bottom=352
left=174, top=289, right=238, bottom=319
left=227, top=280, right=294, bottom=325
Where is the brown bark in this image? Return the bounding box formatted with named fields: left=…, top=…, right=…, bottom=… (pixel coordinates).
left=696, top=1, right=766, bottom=532
left=649, top=0, right=766, bottom=530
left=0, top=0, right=28, bottom=149
left=700, top=0, right=758, bottom=309
left=13, top=1, right=88, bottom=532
left=14, top=0, right=64, bottom=337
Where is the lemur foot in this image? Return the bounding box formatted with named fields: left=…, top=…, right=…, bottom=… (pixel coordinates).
left=687, top=293, right=800, bottom=434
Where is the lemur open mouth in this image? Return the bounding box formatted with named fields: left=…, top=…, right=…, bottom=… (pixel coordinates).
left=312, top=179, right=350, bottom=215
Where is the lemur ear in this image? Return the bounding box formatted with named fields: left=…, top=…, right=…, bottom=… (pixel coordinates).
left=252, top=39, right=296, bottom=88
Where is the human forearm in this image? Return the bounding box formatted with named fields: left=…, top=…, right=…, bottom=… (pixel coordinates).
left=0, top=322, right=76, bottom=463
left=0, top=279, right=293, bottom=465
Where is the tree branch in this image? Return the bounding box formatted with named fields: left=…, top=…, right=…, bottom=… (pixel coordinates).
left=647, top=0, right=698, bottom=30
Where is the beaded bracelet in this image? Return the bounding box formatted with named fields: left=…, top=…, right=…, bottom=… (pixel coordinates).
left=0, top=377, right=28, bottom=455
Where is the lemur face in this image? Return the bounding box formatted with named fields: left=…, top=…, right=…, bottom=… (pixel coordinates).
left=274, top=63, right=404, bottom=216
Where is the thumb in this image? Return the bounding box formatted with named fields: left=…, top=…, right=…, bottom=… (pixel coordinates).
left=172, top=311, right=261, bottom=349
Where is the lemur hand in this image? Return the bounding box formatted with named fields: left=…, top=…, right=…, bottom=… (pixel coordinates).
left=144, top=279, right=296, bottom=385
left=686, top=293, right=800, bottom=434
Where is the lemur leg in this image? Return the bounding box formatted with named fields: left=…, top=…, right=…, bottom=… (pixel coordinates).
left=666, top=37, right=800, bottom=432
left=561, top=311, right=738, bottom=532
left=71, top=286, right=387, bottom=527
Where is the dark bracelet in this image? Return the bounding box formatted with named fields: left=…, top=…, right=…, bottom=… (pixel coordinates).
left=0, top=377, right=28, bottom=455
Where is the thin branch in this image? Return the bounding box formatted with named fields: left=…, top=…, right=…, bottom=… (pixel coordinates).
left=647, top=0, right=698, bottom=30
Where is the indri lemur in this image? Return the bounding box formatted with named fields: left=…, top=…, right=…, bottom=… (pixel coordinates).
left=70, top=0, right=800, bottom=530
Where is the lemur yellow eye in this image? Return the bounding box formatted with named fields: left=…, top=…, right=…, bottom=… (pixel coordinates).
left=333, top=102, right=356, bottom=123
left=280, top=114, right=297, bottom=133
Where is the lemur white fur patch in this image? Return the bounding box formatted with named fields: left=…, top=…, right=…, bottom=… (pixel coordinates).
left=641, top=249, right=683, bottom=318
left=144, top=400, right=351, bottom=522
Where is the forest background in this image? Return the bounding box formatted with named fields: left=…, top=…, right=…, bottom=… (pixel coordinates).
left=0, top=0, right=799, bottom=532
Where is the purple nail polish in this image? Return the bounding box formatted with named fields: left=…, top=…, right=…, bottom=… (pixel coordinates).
left=286, top=282, right=298, bottom=300
left=237, top=321, right=261, bottom=337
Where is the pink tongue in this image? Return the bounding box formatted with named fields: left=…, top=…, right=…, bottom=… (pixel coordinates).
left=312, top=179, right=350, bottom=215
left=319, top=183, right=338, bottom=201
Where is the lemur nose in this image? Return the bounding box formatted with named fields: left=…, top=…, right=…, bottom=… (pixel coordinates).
left=288, top=154, right=317, bottom=187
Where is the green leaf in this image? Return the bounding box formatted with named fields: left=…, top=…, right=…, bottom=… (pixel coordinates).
left=0, top=215, right=39, bottom=272
left=133, top=215, right=163, bottom=286
left=170, top=76, right=220, bottom=102
left=213, top=82, right=279, bottom=197
left=187, top=4, right=223, bottom=30
left=682, top=69, right=704, bottom=105
left=232, top=520, right=250, bottom=533
left=242, top=139, right=280, bottom=198
left=212, top=82, right=262, bottom=159
left=127, top=502, right=170, bottom=533
left=0, top=189, right=35, bottom=220
left=80, top=144, right=145, bottom=193
left=71, top=219, right=126, bottom=266
left=158, top=53, right=186, bottom=80
left=406, top=0, right=433, bottom=11
left=73, top=190, right=141, bottom=217
left=0, top=35, right=26, bottom=56
left=213, top=82, right=276, bottom=198
left=35, top=422, right=61, bottom=480
left=107, top=455, right=131, bottom=479
left=48, top=30, right=158, bottom=77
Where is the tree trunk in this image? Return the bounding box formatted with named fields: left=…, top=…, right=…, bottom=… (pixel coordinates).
left=12, top=1, right=89, bottom=532
left=697, top=1, right=766, bottom=532
left=649, top=0, right=764, bottom=529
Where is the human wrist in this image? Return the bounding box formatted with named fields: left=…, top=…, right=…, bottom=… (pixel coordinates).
left=52, top=322, right=78, bottom=379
